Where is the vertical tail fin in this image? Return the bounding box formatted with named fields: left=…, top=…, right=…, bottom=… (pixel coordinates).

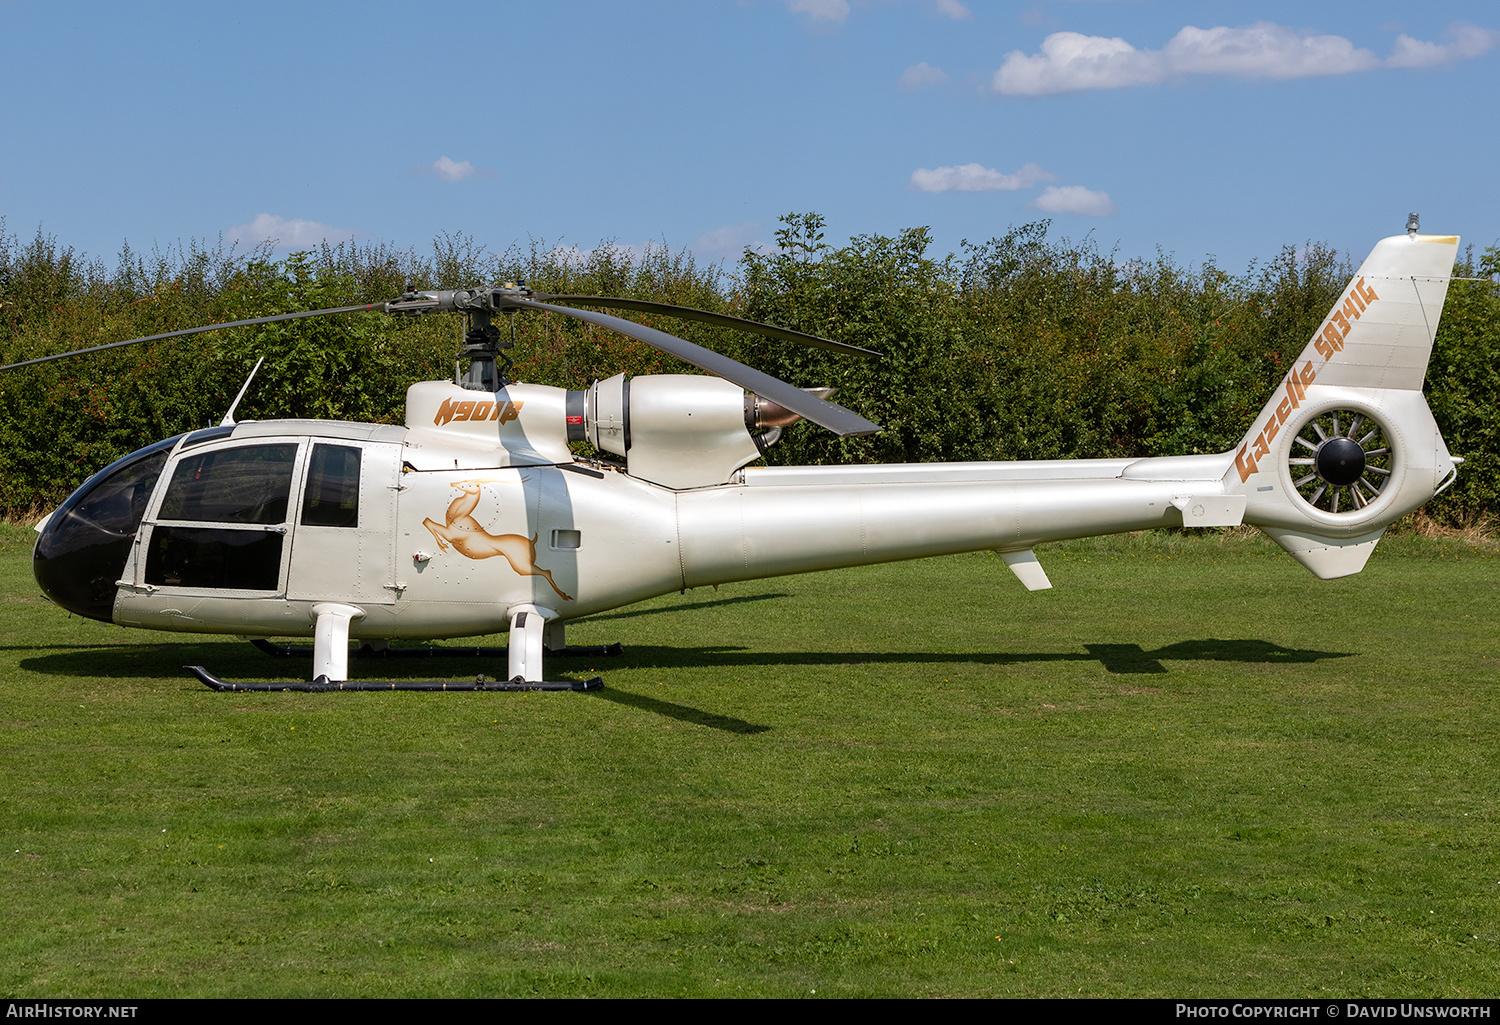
left=1224, top=229, right=1461, bottom=578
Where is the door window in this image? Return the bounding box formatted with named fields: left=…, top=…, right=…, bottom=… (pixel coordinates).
left=157, top=444, right=297, bottom=524
left=144, top=527, right=284, bottom=590
left=144, top=442, right=298, bottom=591
left=301, top=444, right=361, bottom=528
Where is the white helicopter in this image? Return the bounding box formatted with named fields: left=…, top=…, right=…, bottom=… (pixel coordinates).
left=13, top=218, right=1462, bottom=691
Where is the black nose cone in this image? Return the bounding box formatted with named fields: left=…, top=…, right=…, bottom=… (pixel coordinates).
left=33, top=438, right=176, bottom=622
left=33, top=521, right=134, bottom=622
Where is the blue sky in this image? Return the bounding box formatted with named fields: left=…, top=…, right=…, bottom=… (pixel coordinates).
left=2, top=0, right=1496, bottom=275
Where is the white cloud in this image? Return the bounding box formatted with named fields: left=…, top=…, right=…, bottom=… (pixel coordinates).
left=909, top=162, right=1056, bottom=193
left=549, top=242, right=647, bottom=268
left=993, top=21, right=1492, bottom=95
left=995, top=32, right=1160, bottom=95
left=227, top=213, right=357, bottom=249
left=550, top=244, right=591, bottom=268
left=784, top=0, right=849, bottom=24
left=785, top=0, right=973, bottom=26
left=899, top=61, right=949, bottom=89
left=1163, top=23, right=1378, bottom=78
left=434, top=156, right=477, bottom=181
left=1031, top=185, right=1117, bottom=217
left=424, top=155, right=497, bottom=182
left=691, top=221, right=766, bottom=262
left=1387, top=23, right=1498, bottom=68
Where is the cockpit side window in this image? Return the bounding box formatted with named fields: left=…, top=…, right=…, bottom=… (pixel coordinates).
left=157, top=444, right=297, bottom=524
left=301, top=444, right=361, bottom=528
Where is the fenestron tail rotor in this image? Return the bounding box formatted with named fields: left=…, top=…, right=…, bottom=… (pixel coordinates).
left=1287, top=409, right=1395, bottom=515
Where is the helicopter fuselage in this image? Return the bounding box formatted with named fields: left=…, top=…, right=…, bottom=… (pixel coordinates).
left=34, top=364, right=1452, bottom=646
left=37, top=379, right=1233, bottom=644
left=28, top=230, right=1464, bottom=684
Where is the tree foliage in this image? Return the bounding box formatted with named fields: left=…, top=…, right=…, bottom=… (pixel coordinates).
left=1, top=214, right=1496, bottom=523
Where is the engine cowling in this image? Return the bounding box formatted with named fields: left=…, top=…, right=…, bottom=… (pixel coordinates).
left=583, top=374, right=764, bottom=490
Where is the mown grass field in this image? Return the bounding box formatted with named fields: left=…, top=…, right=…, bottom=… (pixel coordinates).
left=1, top=522, right=1497, bottom=997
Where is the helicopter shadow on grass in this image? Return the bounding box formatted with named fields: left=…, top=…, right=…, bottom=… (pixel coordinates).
left=603, top=638, right=1357, bottom=677
left=16, top=637, right=1357, bottom=683
left=17, top=636, right=1354, bottom=737
left=17, top=640, right=778, bottom=735
left=574, top=592, right=791, bottom=622
left=584, top=686, right=771, bottom=734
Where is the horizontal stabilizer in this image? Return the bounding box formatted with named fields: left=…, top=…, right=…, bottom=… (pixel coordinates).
left=1261, top=526, right=1386, bottom=579
left=1171, top=494, right=1246, bottom=528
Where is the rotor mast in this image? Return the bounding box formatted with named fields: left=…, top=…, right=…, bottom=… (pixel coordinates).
left=388, top=284, right=532, bottom=392
left=458, top=308, right=511, bottom=391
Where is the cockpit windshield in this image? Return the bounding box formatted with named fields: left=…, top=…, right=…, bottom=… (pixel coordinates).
left=42, top=435, right=180, bottom=552
left=32, top=434, right=182, bottom=621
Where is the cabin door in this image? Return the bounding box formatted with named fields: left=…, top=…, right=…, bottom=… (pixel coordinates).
left=285, top=441, right=400, bottom=605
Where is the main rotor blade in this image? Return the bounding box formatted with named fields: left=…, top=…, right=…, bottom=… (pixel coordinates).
left=0, top=303, right=387, bottom=372
left=510, top=297, right=881, bottom=437
left=532, top=294, right=879, bottom=358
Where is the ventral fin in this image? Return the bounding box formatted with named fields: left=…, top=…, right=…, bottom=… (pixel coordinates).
left=999, top=548, right=1052, bottom=591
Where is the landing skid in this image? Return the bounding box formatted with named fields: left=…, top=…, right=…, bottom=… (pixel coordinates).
left=227, top=604, right=600, bottom=691
left=248, top=638, right=623, bottom=659
left=188, top=666, right=602, bottom=692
